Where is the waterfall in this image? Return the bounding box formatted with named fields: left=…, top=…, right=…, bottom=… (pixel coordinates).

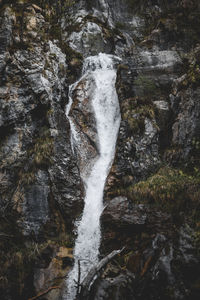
left=64, top=53, right=121, bottom=300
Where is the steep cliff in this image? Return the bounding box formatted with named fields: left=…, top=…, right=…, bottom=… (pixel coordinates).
left=0, top=1, right=199, bottom=300
left=0, top=1, right=83, bottom=299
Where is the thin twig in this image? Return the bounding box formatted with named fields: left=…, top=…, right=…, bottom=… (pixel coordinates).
left=28, top=286, right=61, bottom=300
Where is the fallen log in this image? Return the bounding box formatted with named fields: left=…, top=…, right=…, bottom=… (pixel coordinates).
left=77, top=247, right=125, bottom=300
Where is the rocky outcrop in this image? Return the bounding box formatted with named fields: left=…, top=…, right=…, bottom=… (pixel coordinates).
left=102, top=196, right=146, bottom=231
left=0, top=2, right=82, bottom=234
left=61, top=1, right=200, bottom=300
left=97, top=201, right=199, bottom=300
left=68, top=76, right=99, bottom=177
left=0, top=0, right=200, bottom=300
left=0, top=2, right=82, bottom=299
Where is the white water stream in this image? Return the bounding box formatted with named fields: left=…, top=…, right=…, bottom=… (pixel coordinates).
left=64, top=53, right=121, bottom=300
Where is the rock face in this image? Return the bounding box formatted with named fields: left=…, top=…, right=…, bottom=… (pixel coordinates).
left=0, top=2, right=83, bottom=299
left=68, top=76, right=99, bottom=176
left=102, top=197, right=146, bottom=231
left=0, top=0, right=200, bottom=300
left=0, top=4, right=82, bottom=233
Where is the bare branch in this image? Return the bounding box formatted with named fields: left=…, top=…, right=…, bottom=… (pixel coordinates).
left=28, top=286, right=60, bottom=300
left=77, top=247, right=125, bottom=300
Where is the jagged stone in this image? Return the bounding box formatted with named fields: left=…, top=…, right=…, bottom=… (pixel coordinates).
left=69, top=76, right=99, bottom=176
left=102, top=197, right=146, bottom=230
left=0, top=1, right=200, bottom=299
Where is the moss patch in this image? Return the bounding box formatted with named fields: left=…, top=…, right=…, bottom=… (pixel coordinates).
left=181, top=47, right=200, bottom=88
left=134, top=74, right=159, bottom=96
left=0, top=209, right=73, bottom=299
left=26, top=126, right=53, bottom=168
left=113, top=167, right=200, bottom=218
left=121, top=96, right=157, bottom=134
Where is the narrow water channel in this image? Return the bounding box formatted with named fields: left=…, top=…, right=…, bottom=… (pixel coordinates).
left=64, top=53, right=121, bottom=300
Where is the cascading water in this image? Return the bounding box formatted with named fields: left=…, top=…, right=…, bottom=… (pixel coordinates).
left=63, top=53, right=121, bottom=300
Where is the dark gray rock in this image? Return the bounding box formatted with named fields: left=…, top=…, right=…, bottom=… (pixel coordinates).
left=1, top=1, right=200, bottom=299
left=102, top=196, right=146, bottom=230
left=49, top=107, right=83, bottom=226
left=68, top=76, right=99, bottom=177
left=90, top=273, right=135, bottom=300
left=22, top=170, right=49, bottom=235
left=0, top=5, right=82, bottom=235
left=171, top=87, right=200, bottom=159
left=0, top=7, right=14, bottom=73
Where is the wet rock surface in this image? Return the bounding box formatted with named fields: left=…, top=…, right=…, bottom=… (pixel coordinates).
left=69, top=76, right=99, bottom=176
left=0, top=2, right=82, bottom=299
left=64, top=1, right=200, bottom=300
left=102, top=197, right=146, bottom=230
left=99, top=206, right=199, bottom=300
left=0, top=0, right=200, bottom=300
left=0, top=2, right=84, bottom=222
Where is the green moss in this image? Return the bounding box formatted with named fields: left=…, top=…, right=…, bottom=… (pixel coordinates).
left=121, top=97, right=157, bottom=134
left=114, top=167, right=200, bottom=217
left=16, top=127, right=54, bottom=187
left=62, top=43, right=82, bottom=61
left=126, top=116, right=145, bottom=134
left=180, top=46, right=200, bottom=88
left=191, top=138, right=200, bottom=164
left=49, top=24, right=62, bottom=40
left=18, top=170, right=36, bottom=185
left=30, top=131, right=54, bottom=167
left=183, top=63, right=200, bottom=87
left=115, top=21, right=127, bottom=30
left=0, top=211, right=74, bottom=298
left=134, top=75, right=158, bottom=96
left=65, top=22, right=81, bottom=34
left=0, top=239, right=56, bottom=298
left=192, top=138, right=200, bottom=151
